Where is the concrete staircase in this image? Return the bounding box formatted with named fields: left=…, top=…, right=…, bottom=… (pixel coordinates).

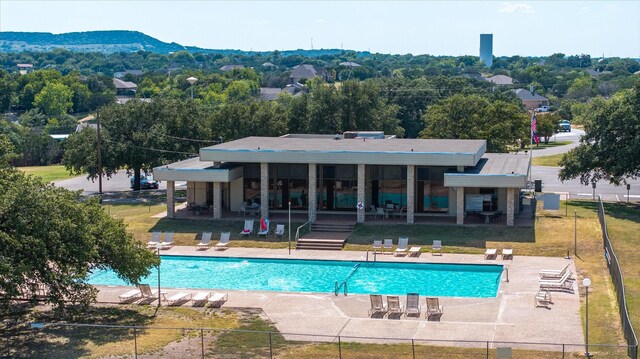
left=296, top=221, right=355, bottom=250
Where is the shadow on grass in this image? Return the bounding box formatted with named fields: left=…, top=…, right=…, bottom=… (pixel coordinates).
left=1, top=305, right=154, bottom=358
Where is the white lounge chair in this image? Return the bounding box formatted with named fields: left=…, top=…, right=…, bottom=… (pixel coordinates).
left=409, top=246, right=422, bottom=257
left=387, top=296, right=403, bottom=317
left=207, top=292, right=228, bottom=307
left=196, top=232, right=212, bottom=250
left=405, top=293, right=421, bottom=317
left=118, top=289, right=141, bottom=303
left=240, top=219, right=254, bottom=237
left=160, top=232, right=174, bottom=249
left=540, top=263, right=571, bottom=279
left=539, top=270, right=574, bottom=292
left=138, top=284, right=158, bottom=304
left=394, top=237, right=409, bottom=256
left=274, top=224, right=285, bottom=239
left=425, top=297, right=443, bottom=320
left=368, top=294, right=387, bottom=317
left=191, top=292, right=212, bottom=307
left=484, top=248, right=497, bottom=260
left=166, top=292, right=192, bottom=306
left=372, top=240, right=383, bottom=253
left=501, top=248, right=513, bottom=260
left=215, top=232, right=230, bottom=250
left=383, top=239, right=393, bottom=252
left=147, top=232, right=161, bottom=248
left=258, top=218, right=270, bottom=237
left=432, top=240, right=442, bottom=256
left=534, top=290, right=553, bottom=308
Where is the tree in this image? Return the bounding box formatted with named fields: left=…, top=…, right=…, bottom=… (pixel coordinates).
left=33, top=82, right=73, bottom=117
left=0, top=167, right=158, bottom=310
left=0, top=134, right=17, bottom=166
left=419, top=94, right=528, bottom=152
left=535, top=113, right=561, bottom=144
left=559, top=84, right=640, bottom=185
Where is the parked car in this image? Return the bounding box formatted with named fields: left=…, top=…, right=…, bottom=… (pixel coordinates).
left=558, top=120, right=571, bottom=132
left=130, top=174, right=159, bottom=189
left=535, top=106, right=549, bottom=112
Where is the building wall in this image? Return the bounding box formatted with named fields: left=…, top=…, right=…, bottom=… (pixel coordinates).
left=230, top=177, right=244, bottom=211
left=192, top=182, right=208, bottom=205
left=522, top=99, right=550, bottom=110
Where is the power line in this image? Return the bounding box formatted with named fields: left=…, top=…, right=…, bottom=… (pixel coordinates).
left=102, top=138, right=198, bottom=156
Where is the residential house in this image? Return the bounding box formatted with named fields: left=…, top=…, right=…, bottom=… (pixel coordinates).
left=114, top=69, right=144, bottom=79
left=339, top=61, right=361, bottom=67
left=513, top=89, right=549, bottom=110
left=290, top=64, right=330, bottom=83
left=484, top=75, right=514, bottom=85
left=220, top=64, right=245, bottom=72
left=17, top=64, right=34, bottom=75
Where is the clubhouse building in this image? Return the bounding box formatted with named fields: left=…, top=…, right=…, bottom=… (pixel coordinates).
left=154, top=133, right=530, bottom=226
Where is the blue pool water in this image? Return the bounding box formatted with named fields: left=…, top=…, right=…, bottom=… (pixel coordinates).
left=89, top=256, right=503, bottom=298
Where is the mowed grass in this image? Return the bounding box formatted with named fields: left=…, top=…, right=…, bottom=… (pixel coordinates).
left=96, top=199, right=638, bottom=356
left=532, top=153, right=565, bottom=166
left=18, top=165, right=76, bottom=182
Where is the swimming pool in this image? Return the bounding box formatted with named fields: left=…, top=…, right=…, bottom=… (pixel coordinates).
left=89, top=256, right=503, bottom=298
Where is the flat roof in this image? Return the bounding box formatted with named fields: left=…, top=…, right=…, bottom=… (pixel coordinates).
left=444, top=153, right=529, bottom=188
left=200, top=136, right=486, bottom=166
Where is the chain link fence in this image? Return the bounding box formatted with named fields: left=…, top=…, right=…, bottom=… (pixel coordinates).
left=2, top=322, right=635, bottom=358
left=597, top=196, right=639, bottom=359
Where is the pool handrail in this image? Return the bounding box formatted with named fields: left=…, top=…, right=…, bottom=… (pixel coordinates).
left=294, top=221, right=310, bottom=243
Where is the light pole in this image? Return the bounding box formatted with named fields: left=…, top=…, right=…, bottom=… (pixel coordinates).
left=627, top=184, right=631, bottom=203
left=288, top=201, right=291, bottom=255
left=583, top=277, right=592, bottom=357
left=574, top=210, right=577, bottom=256
left=156, top=243, right=161, bottom=308
left=187, top=76, right=198, bottom=99
left=591, top=181, right=596, bottom=201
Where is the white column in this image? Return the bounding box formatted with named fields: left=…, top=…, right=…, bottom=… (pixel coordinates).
left=456, top=187, right=465, bottom=225
left=407, top=165, right=415, bottom=224
left=260, top=162, right=269, bottom=218
left=357, top=164, right=365, bottom=223
left=308, top=164, right=317, bottom=223
left=213, top=182, right=222, bottom=219
left=507, top=188, right=515, bottom=226
left=167, top=180, right=175, bottom=218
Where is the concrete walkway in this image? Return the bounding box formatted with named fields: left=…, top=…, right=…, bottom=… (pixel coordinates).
left=95, top=247, right=584, bottom=350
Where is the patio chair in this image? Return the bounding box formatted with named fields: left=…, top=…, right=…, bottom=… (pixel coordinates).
left=196, top=232, right=212, bottom=250
left=368, top=205, right=377, bottom=218
left=539, top=263, right=571, bottom=279
left=539, top=271, right=574, bottom=292
left=274, top=224, right=285, bottom=239
left=258, top=218, right=270, bottom=237
left=160, top=232, right=174, bottom=249
left=394, top=237, right=409, bottom=256
left=368, top=294, right=387, bottom=317
left=118, top=289, right=141, bottom=303
left=501, top=248, right=513, bottom=260
left=375, top=207, right=385, bottom=219
left=147, top=231, right=161, bottom=248
left=387, top=296, right=403, bottom=317
left=425, top=297, right=443, bottom=320
left=138, top=284, right=158, bottom=304
left=215, top=232, right=231, bottom=250
left=166, top=292, right=192, bottom=306
left=240, top=219, right=254, bottom=237
left=393, top=206, right=406, bottom=219
left=534, top=290, right=553, bottom=308
left=207, top=292, right=228, bottom=308
left=383, top=239, right=393, bottom=252
left=405, top=293, right=421, bottom=317
left=191, top=292, right=212, bottom=307
left=237, top=203, right=248, bottom=217
left=484, top=248, right=497, bottom=260
left=372, top=240, right=383, bottom=253
left=432, top=240, right=442, bottom=256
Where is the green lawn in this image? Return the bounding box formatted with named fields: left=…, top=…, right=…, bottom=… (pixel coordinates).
left=18, top=165, right=77, bottom=182
left=532, top=153, right=564, bottom=166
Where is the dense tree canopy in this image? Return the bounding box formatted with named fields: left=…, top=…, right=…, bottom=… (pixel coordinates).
left=559, top=83, right=640, bottom=185
left=0, top=167, right=158, bottom=309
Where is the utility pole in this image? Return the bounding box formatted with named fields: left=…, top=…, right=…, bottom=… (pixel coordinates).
left=96, top=108, right=103, bottom=203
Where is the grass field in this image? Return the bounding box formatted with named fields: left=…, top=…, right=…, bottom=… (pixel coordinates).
left=5, top=199, right=637, bottom=357
left=532, top=153, right=565, bottom=166
left=18, top=165, right=76, bottom=182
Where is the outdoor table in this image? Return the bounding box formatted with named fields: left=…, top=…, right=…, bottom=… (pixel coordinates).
left=479, top=211, right=498, bottom=224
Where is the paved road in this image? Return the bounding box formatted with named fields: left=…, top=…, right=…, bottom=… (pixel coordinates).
left=53, top=170, right=186, bottom=194
left=531, top=129, right=584, bottom=157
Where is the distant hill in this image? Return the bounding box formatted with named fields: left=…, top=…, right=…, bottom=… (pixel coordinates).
left=0, top=30, right=358, bottom=57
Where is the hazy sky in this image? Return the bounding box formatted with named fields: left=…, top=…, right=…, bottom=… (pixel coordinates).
left=1, top=1, right=639, bottom=57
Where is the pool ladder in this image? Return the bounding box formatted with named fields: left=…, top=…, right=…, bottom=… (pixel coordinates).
left=334, top=263, right=360, bottom=296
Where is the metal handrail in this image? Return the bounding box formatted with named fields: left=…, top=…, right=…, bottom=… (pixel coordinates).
left=294, top=221, right=310, bottom=242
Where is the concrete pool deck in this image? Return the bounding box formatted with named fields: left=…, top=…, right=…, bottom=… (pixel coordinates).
left=94, top=247, right=584, bottom=349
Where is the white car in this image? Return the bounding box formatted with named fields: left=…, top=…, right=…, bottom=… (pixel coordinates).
left=535, top=106, right=549, bottom=112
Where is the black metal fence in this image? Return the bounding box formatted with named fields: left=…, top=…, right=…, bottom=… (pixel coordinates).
left=2, top=322, right=636, bottom=358
left=597, top=196, right=639, bottom=359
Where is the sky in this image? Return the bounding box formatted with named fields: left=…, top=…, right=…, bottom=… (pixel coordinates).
left=1, top=1, right=639, bottom=58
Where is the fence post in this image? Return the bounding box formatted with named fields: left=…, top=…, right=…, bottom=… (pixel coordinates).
left=201, top=328, right=204, bottom=359
left=338, top=335, right=342, bottom=359
left=269, top=332, right=273, bottom=359
left=411, top=339, right=415, bottom=359
left=562, top=343, right=564, bottom=358
left=133, top=327, right=137, bottom=359
left=486, top=341, right=489, bottom=358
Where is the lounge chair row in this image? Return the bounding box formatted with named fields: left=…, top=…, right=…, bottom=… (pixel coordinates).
left=372, top=238, right=422, bottom=257
left=147, top=232, right=174, bottom=249
left=240, top=219, right=285, bottom=238
left=484, top=248, right=513, bottom=260
left=369, top=293, right=443, bottom=320
left=196, top=232, right=231, bottom=251
left=118, top=284, right=228, bottom=307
